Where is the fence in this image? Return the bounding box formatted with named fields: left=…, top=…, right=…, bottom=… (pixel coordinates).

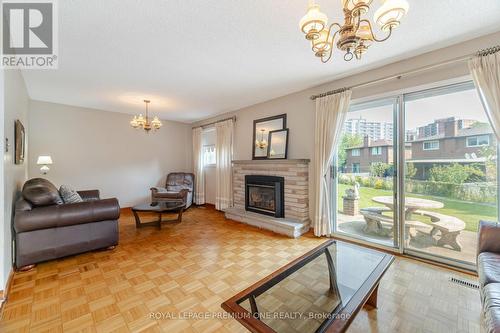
left=338, top=174, right=497, bottom=204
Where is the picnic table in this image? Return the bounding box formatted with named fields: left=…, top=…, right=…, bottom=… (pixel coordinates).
left=372, top=196, right=444, bottom=219
left=361, top=196, right=465, bottom=250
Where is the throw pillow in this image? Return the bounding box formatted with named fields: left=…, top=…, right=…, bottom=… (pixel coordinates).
left=59, top=185, right=84, bottom=204
left=22, top=178, right=64, bottom=206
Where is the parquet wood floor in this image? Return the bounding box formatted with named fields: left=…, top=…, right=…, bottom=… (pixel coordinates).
left=0, top=206, right=482, bottom=333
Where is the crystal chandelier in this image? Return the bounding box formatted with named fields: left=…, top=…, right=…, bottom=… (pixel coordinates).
left=255, top=129, right=268, bottom=149
left=299, top=0, right=409, bottom=63
left=130, top=100, right=162, bottom=132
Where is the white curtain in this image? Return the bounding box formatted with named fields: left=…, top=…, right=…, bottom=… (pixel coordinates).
left=215, top=119, right=234, bottom=210
left=469, top=52, right=500, bottom=140
left=313, top=90, right=352, bottom=236
left=192, top=127, right=205, bottom=204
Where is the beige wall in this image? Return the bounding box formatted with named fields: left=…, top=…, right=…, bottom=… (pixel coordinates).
left=192, top=31, right=500, bottom=219
left=2, top=69, right=30, bottom=288
left=28, top=101, right=193, bottom=208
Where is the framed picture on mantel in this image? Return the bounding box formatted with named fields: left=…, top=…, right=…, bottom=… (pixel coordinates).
left=252, top=114, right=286, bottom=160
left=268, top=129, right=289, bottom=159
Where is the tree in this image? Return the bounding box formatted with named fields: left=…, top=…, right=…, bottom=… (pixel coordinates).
left=479, top=145, right=498, bottom=182
left=370, top=162, right=393, bottom=177
left=337, top=134, right=363, bottom=170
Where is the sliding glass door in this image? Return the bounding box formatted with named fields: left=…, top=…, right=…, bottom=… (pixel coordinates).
left=333, top=97, right=399, bottom=248
left=332, top=80, right=499, bottom=269
left=402, top=82, right=498, bottom=267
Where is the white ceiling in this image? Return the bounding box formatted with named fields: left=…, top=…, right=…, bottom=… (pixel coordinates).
left=21, top=0, right=500, bottom=123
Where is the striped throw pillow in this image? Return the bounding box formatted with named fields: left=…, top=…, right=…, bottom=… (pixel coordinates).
left=59, top=185, right=84, bottom=204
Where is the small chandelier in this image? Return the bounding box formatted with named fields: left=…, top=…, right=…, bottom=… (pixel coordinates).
left=255, top=129, right=268, bottom=149
left=130, top=100, right=162, bottom=132
left=299, top=0, right=409, bottom=63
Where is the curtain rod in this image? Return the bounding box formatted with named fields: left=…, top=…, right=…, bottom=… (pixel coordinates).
left=192, top=116, right=236, bottom=129
left=310, top=44, right=500, bottom=101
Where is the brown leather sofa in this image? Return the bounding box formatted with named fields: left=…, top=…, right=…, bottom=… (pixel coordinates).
left=14, top=178, right=120, bottom=269
left=151, top=172, right=194, bottom=209
left=478, top=220, right=500, bottom=333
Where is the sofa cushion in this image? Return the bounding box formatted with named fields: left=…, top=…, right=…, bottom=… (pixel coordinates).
left=483, top=283, right=500, bottom=333
left=22, top=178, right=63, bottom=207
left=479, top=252, right=500, bottom=288
left=59, top=185, right=83, bottom=204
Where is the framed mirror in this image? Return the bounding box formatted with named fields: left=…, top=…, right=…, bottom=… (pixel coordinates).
left=252, top=114, right=286, bottom=160
left=268, top=129, right=289, bottom=159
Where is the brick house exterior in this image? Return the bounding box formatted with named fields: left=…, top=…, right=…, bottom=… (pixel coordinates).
left=407, top=118, right=495, bottom=179
left=344, top=136, right=411, bottom=174
left=342, top=118, right=496, bottom=179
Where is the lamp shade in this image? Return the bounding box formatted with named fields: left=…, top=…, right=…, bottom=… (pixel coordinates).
left=37, top=156, right=53, bottom=165
left=299, top=4, right=328, bottom=36
left=374, top=0, right=409, bottom=31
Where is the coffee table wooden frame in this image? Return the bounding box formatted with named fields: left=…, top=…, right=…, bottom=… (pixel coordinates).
left=132, top=203, right=185, bottom=230
left=221, top=239, right=394, bottom=333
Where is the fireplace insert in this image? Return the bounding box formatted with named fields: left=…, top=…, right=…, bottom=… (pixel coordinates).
left=245, top=175, right=284, bottom=218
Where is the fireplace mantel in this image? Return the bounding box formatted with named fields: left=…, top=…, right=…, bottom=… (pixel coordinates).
left=225, top=158, right=310, bottom=238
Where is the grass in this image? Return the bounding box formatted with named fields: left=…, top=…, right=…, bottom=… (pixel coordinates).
left=337, top=184, right=497, bottom=232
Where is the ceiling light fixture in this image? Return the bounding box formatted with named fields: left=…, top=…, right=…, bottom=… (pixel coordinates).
left=130, top=100, right=162, bottom=133
left=299, top=0, right=409, bottom=63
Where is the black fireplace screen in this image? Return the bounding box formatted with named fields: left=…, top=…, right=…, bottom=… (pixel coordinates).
left=245, top=175, right=284, bottom=218
left=248, top=185, right=276, bottom=212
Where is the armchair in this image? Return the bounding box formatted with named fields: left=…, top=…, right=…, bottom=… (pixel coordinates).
left=151, top=172, right=194, bottom=209
left=14, top=178, right=120, bottom=270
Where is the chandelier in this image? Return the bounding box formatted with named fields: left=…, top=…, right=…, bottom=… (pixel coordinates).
left=299, top=0, right=409, bottom=63
left=255, top=129, right=268, bottom=149
left=130, top=100, right=162, bottom=132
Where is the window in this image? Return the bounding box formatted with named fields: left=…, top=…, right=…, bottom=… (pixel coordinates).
left=203, top=145, right=216, bottom=166
left=352, top=163, right=360, bottom=173
left=351, top=149, right=360, bottom=157
left=423, top=140, right=439, bottom=150
left=371, top=147, right=382, bottom=155
left=467, top=135, right=490, bottom=147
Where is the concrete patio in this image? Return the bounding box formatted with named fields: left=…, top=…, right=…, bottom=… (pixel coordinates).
left=337, top=213, right=477, bottom=264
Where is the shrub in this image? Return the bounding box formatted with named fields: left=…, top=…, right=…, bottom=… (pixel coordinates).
left=362, top=177, right=371, bottom=187
left=406, top=163, right=417, bottom=179
left=429, top=163, right=485, bottom=184
left=405, top=179, right=496, bottom=204
left=374, top=179, right=384, bottom=189
left=383, top=179, right=393, bottom=190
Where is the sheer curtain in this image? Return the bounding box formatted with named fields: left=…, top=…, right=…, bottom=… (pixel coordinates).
left=215, top=119, right=234, bottom=210
left=469, top=51, right=500, bottom=140
left=192, top=127, right=205, bottom=204
left=313, top=90, right=352, bottom=236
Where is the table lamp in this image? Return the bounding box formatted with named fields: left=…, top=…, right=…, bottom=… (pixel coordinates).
left=37, top=156, right=53, bottom=174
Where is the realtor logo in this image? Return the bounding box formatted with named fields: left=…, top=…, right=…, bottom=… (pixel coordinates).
left=2, top=0, right=58, bottom=69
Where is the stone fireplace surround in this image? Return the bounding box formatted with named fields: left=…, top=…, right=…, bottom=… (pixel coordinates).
left=224, top=159, right=310, bottom=238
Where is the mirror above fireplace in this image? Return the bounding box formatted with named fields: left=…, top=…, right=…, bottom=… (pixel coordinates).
left=252, top=114, right=287, bottom=160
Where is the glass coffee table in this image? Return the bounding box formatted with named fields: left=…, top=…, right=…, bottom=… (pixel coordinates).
left=132, top=202, right=185, bottom=230
left=221, top=240, right=394, bottom=333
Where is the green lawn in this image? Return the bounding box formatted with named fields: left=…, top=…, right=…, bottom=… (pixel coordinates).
left=337, top=184, right=497, bottom=232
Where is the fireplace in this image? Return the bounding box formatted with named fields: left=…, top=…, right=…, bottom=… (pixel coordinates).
left=245, top=175, right=284, bottom=218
